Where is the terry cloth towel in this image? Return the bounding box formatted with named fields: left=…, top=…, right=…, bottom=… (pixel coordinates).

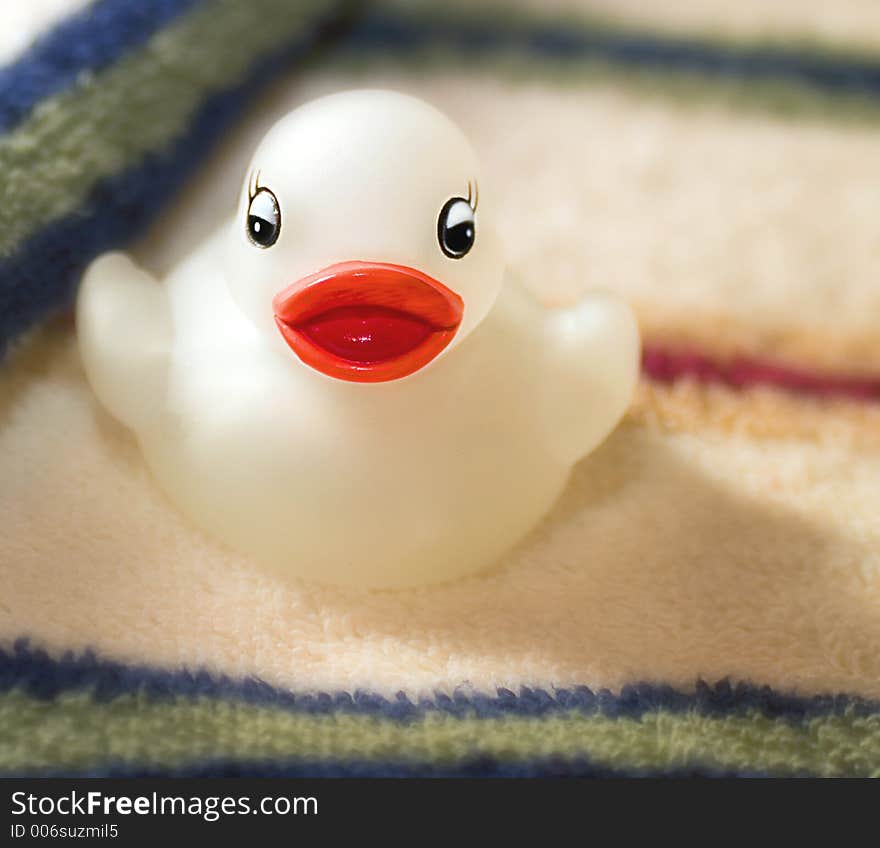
left=0, top=0, right=358, bottom=356
left=3, top=0, right=880, bottom=777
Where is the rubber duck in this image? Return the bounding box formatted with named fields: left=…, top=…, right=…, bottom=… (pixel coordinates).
left=77, top=90, right=640, bottom=587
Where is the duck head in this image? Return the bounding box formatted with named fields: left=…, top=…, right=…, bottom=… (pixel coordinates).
left=224, top=89, right=504, bottom=382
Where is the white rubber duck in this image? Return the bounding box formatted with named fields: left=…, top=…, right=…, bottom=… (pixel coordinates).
left=77, top=90, right=640, bottom=588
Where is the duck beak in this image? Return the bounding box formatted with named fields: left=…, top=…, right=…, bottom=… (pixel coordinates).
left=272, top=261, right=463, bottom=383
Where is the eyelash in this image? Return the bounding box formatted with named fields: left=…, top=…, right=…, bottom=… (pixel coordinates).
left=247, top=169, right=263, bottom=201
left=466, top=179, right=479, bottom=211
left=247, top=171, right=476, bottom=214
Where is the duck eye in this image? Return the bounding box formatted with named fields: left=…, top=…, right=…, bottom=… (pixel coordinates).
left=246, top=187, right=280, bottom=248
left=437, top=197, right=475, bottom=259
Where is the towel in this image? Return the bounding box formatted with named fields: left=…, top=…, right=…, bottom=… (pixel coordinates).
left=3, top=0, right=880, bottom=777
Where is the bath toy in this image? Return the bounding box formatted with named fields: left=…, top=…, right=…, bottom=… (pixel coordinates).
left=77, top=90, right=640, bottom=588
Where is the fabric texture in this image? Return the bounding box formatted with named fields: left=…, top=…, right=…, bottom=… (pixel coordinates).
left=0, top=0, right=357, bottom=355
left=4, top=0, right=880, bottom=777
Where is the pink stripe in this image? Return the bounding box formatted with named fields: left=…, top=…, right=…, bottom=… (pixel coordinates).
left=643, top=344, right=880, bottom=402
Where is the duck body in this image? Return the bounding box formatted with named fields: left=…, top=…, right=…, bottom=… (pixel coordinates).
left=77, top=90, right=639, bottom=587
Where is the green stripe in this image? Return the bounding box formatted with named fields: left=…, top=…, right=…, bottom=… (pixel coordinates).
left=375, top=0, right=880, bottom=67
left=330, top=45, right=880, bottom=126
left=0, top=0, right=330, bottom=259
left=335, top=0, right=880, bottom=125
left=3, top=690, right=880, bottom=776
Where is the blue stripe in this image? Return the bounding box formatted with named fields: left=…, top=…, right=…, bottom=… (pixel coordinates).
left=0, top=0, right=206, bottom=134
left=0, top=8, right=348, bottom=356
left=8, top=1, right=877, bottom=141
left=4, top=640, right=878, bottom=722
left=343, top=11, right=880, bottom=100
left=7, top=757, right=774, bottom=778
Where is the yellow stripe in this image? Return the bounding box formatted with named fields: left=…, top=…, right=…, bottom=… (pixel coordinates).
left=632, top=380, right=880, bottom=450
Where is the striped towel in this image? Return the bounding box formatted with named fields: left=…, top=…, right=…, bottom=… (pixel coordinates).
left=3, top=0, right=880, bottom=777
left=0, top=0, right=356, bottom=354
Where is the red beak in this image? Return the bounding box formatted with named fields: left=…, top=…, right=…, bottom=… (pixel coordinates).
left=272, top=261, right=464, bottom=383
